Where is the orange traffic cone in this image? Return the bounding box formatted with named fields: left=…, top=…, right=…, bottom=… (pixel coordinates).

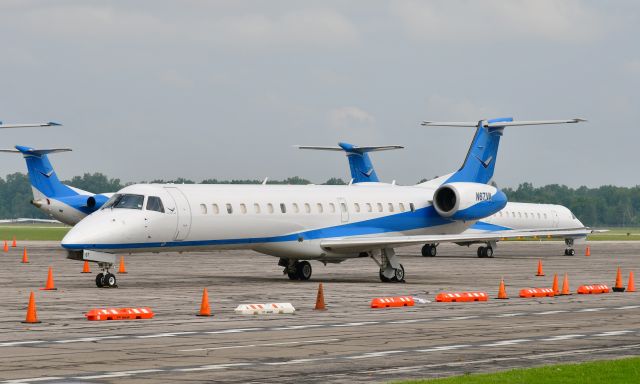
left=497, top=278, right=509, bottom=299
left=11, top=236, right=17, bottom=248
left=197, top=288, right=211, bottom=316
left=560, top=273, right=571, bottom=295
left=613, top=267, right=625, bottom=292
left=22, top=291, right=41, bottom=324
left=39, top=267, right=57, bottom=291
left=585, top=245, right=590, bottom=256
left=81, top=260, right=91, bottom=273
left=21, top=248, right=29, bottom=264
left=552, top=273, right=559, bottom=294
left=118, top=256, right=127, bottom=274
left=314, top=283, right=327, bottom=310
left=536, top=260, right=545, bottom=276
left=3, top=240, right=8, bottom=252
left=627, top=271, right=635, bottom=293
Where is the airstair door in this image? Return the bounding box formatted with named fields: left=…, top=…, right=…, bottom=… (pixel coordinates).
left=164, top=187, right=192, bottom=241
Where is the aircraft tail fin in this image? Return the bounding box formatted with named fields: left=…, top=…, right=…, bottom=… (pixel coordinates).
left=0, top=146, right=77, bottom=199
left=297, top=142, right=403, bottom=183
left=421, top=118, right=585, bottom=184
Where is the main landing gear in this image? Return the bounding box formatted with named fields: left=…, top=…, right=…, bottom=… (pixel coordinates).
left=280, top=259, right=312, bottom=281
left=371, top=248, right=405, bottom=283
left=421, top=243, right=437, bottom=257
left=564, top=238, right=576, bottom=256
left=477, top=245, right=494, bottom=258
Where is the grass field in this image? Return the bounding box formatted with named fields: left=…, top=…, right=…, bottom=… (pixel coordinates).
left=397, top=357, right=640, bottom=384
left=0, top=225, right=70, bottom=241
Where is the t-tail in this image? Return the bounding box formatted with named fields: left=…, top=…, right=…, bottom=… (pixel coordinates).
left=0, top=146, right=112, bottom=225
left=297, top=142, right=403, bottom=183
left=422, top=117, right=586, bottom=185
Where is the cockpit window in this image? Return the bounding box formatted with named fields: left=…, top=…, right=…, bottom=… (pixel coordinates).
left=146, top=196, right=165, bottom=213
left=102, top=194, right=144, bottom=210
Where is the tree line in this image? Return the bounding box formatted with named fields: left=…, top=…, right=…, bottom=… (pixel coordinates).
left=0, top=172, right=636, bottom=227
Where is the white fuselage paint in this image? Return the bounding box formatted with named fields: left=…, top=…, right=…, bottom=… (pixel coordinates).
left=62, top=183, right=584, bottom=260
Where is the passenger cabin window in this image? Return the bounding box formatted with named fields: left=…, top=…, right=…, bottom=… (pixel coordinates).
left=317, top=203, right=324, bottom=213
left=280, top=203, right=287, bottom=213
left=146, top=196, right=165, bottom=213
left=354, top=203, right=361, bottom=213
left=377, top=203, right=383, bottom=212
left=212, top=203, right=219, bottom=214
left=103, top=194, right=144, bottom=210
left=304, top=203, right=311, bottom=213
left=292, top=203, right=299, bottom=213
left=340, top=202, right=347, bottom=213
left=226, top=203, right=233, bottom=214
left=410, top=203, right=415, bottom=212
left=329, top=203, right=336, bottom=213
left=267, top=203, right=274, bottom=214
left=200, top=204, right=207, bottom=214
left=537, top=213, right=541, bottom=219
left=240, top=203, right=247, bottom=214
left=253, top=203, right=261, bottom=214
left=399, top=203, right=405, bottom=212
left=388, top=203, right=394, bottom=212
left=544, top=213, right=548, bottom=219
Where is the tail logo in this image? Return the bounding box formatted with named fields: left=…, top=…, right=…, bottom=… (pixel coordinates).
left=39, top=170, right=54, bottom=178
left=475, top=155, right=493, bottom=169
left=360, top=168, right=374, bottom=177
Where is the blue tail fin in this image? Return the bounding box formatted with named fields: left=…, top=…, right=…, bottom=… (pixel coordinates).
left=443, top=117, right=511, bottom=184
left=13, top=146, right=78, bottom=198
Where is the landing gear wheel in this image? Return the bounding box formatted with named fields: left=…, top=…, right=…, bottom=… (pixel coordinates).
left=95, top=273, right=104, bottom=288
left=379, top=269, right=391, bottom=282
left=287, top=270, right=298, bottom=280
left=102, top=273, right=117, bottom=288
left=565, top=248, right=575, bottom=256
left=421, top=244, right=437, bottom=257
left=485, top=247, right=494, bottom=258
left=393, top=264, right=405, bottom=282
left=296, top=261, right=312, bottom=281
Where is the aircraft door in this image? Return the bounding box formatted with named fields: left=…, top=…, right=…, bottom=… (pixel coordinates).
left=164, top=187, right=192, bottom=240
left=337, top=197, right=349, bottom=222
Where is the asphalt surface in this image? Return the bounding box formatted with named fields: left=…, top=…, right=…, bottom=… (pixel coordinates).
left=0, top=241, right=638, bottom=383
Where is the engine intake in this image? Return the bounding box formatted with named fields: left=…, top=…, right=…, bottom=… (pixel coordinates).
left=433, top=182, right=507, bottom=221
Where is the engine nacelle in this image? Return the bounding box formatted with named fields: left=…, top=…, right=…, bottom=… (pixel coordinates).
left=56, top=194, right=109, bottom=212
left=433, top=182, right=507, bottom=221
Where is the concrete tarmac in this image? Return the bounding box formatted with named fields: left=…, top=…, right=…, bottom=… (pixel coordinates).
left=0, top=241, right=638, bottom=383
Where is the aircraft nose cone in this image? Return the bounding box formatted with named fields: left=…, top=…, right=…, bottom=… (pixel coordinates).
left=61, top=222, right=95, bottom=249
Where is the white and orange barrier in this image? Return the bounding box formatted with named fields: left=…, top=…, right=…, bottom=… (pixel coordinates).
left=577, top=284, right=610, bottom=294
left=519, top=288, right=554, bottom=298
left=435, top=292, right=488, bottom=302
left=234, top=303, right=295, bottom=315
left=370, top=296, right=415, bottom=308
left=85, top=307, right=154, bottom=321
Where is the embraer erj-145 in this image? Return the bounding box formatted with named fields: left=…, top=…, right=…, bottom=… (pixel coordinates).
left=4, top=141, right=585, bottom=260
left=62, top=117, right=589, bottom=288
left=0, top=146, right=112, bottom=225
left=299, top=141, right=586, bottom=258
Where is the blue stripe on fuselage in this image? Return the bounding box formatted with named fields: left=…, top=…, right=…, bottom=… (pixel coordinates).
left=470, top=221, right=512, bottom=231
left=63, top=205, right=458, bottom=250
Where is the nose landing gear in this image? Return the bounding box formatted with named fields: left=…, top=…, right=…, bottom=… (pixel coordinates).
left=95, top=262, right=117, bottom=288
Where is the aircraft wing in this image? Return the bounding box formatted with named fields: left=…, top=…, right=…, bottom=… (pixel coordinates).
left=320, top=227, right=592, bottom=253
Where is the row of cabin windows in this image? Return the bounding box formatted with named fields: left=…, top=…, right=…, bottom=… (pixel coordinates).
left=496, top=211, right=549, bottom=220
left=198, top=202, right=417, bottom=215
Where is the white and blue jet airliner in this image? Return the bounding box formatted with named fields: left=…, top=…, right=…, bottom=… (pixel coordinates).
left=60, top=117, right=591, bottom=288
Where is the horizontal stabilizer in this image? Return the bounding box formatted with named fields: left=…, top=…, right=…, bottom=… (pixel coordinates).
left=421, top=118, right=586, bottom=127
left=0, top=122, right=62, bottom=129
left=297, top=144, right=404, bottom=153
left=0, top=146, right=72, bottom=156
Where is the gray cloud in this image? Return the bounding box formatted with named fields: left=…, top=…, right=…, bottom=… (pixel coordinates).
left=0, top=1, right=638, bottom=188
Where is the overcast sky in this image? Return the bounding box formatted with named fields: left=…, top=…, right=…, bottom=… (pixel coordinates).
left=0, top=1, right=638, bottom=188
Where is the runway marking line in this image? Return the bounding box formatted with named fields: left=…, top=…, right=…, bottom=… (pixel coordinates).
left=178, top=338, right=340, bottom=352
left=2, top=333, right=640, bottom=383
left=482, top=339, right=532, bottom=347
left=2, top=304, right=637, bottom=349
